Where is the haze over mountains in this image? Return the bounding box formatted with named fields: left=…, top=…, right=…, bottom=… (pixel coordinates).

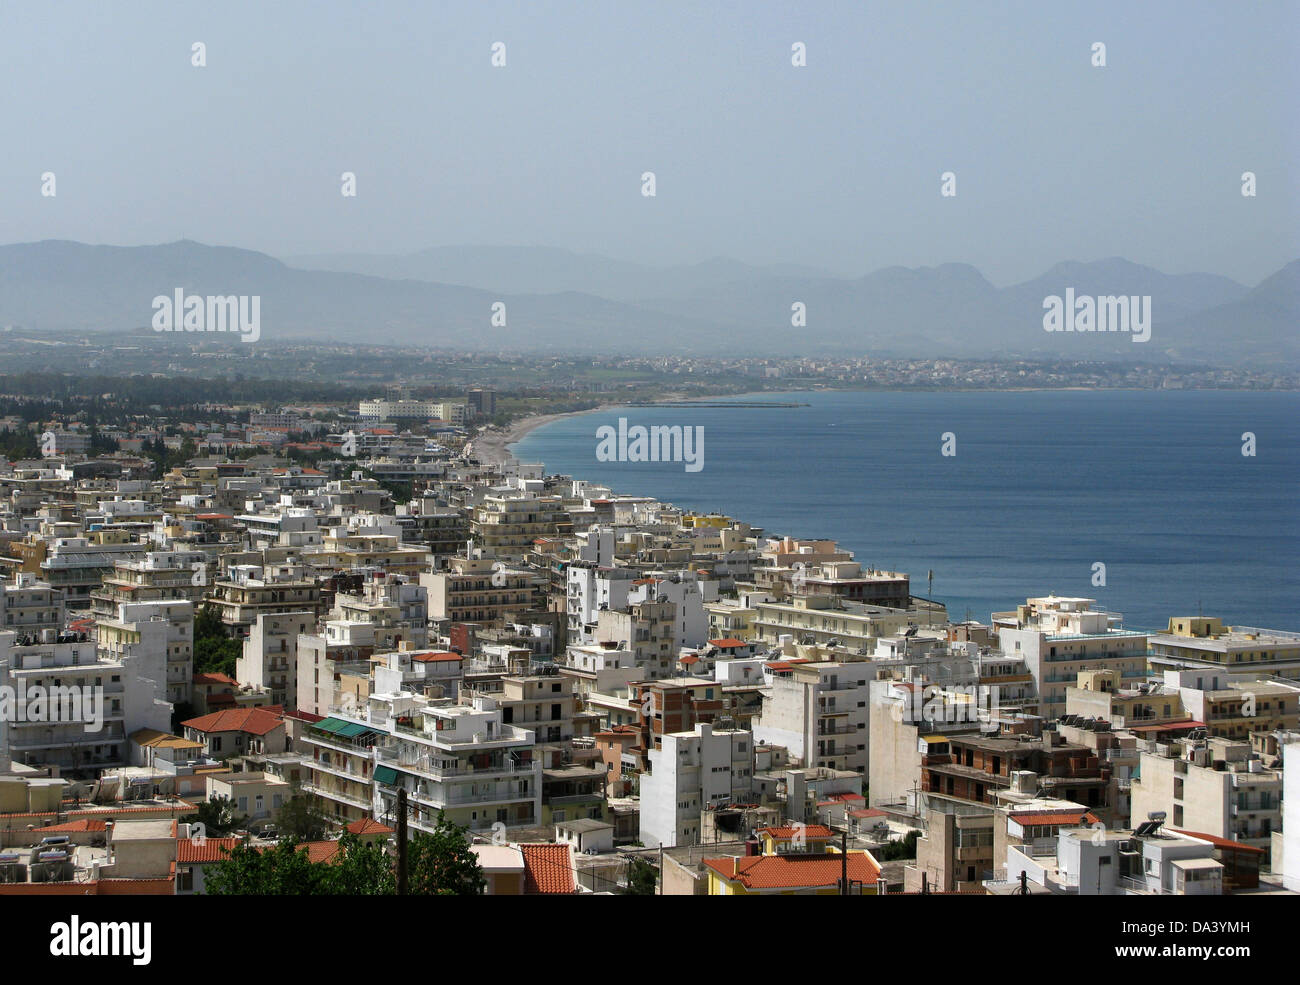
left=1, top=240, right=1295, bottom=365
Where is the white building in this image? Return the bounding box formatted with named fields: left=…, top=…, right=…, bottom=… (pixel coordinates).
left=753, top=661, right=870, bottom=774
left=238, top=611, right=314, bottom=709
left=995, top=596, right=1148, bottom=717
left=639, top=722, right=753, bottom=848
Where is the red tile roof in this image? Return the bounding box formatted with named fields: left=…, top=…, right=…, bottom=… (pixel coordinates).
left=703, top=851, right=881, bottom=891
left=520, top=843, right=576, bottom=894
left=41, top=819, right=108, bottom=833
left=193, top=672, right=238, bottom=686
left=709, top=638, right=747, bottom=647
left=1166, top=829, right=1267, bottom=854
left=346, top=818, right=394, bottom=836
left=760, top=824, right=836, bottom=840
left=411, top=651, right=463, bottom=663
left=181, top=707, right=285, bottom=736
left=175, top=836, right=243, bottom=864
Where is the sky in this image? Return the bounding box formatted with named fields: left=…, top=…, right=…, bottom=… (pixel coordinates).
left=1, top=0, right=1296, bottom=286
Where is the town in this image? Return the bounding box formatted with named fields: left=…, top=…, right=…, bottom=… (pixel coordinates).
left=0, top=382, right=1294, bottom=899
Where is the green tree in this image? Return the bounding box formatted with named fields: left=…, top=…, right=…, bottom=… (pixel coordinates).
left=405, top=812, right=485, bottom=895
left=276, top=790, right=330, bottom=843
left=875, top=830, right=919, bottom=861
left=185, top=795, right=248, bottom=837
left=193, top=603, right=241, bottom=677
left=204, top=839, right=325, bottom=895
left=623, top=857, right=658, bottom=895
left=322, top=833, right=396, bottom=895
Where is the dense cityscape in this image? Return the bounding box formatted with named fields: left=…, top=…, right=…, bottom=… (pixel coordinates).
left=0, top=381, right=1294, bottom=907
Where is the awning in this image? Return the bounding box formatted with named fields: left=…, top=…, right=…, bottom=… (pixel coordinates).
left=335, top=722, right=375, bottom=739
left=373, top=765, right=399, bottom=786
left=312, top=717, right=348, bottom=734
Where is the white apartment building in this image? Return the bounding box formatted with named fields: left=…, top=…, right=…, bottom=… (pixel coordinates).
left=0, top=630, right=171, bottom=772
left=0, top=573, right=65, bottom=632
left=96, top=599, right=195, bottom=706
left=639, top=722, right=754, bottom=848
left=753, top=662, right=870, bottom=774
left=1130, top=736, right=1281, bottom=854
left=238, top=611, right=314, bottom=709
left=995, top=596, right=1148, bottom=716
left=358, top=399, right=439, bottom=422
left=300, top=690, right=541, bottom=834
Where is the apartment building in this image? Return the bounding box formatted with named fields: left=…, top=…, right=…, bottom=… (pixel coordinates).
left=639, top=722, right=753, bottom=848
left=89, top=550, right=212, bottom=618
left=994, top=596, right=1148, bottom=716
left=422, top=552, right=534, bottom=626
left=237, top=611, right=314, bottom=709
left=0, top=629, right=171, bottom=772
left=96, top=600, right=194, bottom=707
left=754, top=662, right=870, bottom=774
left=1130, top=736, right=1281, bottom=855
left=469, top=492, right=569, bottom=559
left=1148, top=616, right=1300, bottom=680
left=752, top=594, right=942, bottom=653
left=206, top=565, right=322, bottom=638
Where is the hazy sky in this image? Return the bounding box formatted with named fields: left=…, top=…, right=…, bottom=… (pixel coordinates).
left=1, top=0, right=1296, bottom=285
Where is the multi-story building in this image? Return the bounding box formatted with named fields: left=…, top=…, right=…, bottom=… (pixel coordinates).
left=639, top=722, right=754, bottom=848
left=89, top=550, right=212, bottom=618
left=422, top=552, right=534, bottom=626
left=994, top=596, right=1148, bottom=717
left=469, top=492, right=568, bottom=559
left=0, top=629, right=171, bottom=772
left=1130, top=736, right=1281, bottom=856
left=1148, top=617, right=1300, bottom=680
left=754, top=662, right=870, bottom=774
left=237, top=611, right=314, bottom=709
left=96, top=599, right=195, bottom=707
left=206, top=566, right=322, bottom=639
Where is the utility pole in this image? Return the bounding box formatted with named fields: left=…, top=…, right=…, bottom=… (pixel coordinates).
left=396, top=787, right=408, bottom=895
left=840, top=829, right=848, bottom=895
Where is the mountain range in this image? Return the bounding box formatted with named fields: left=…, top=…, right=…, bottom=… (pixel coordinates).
left=1, top=240, right=1294, bottom=365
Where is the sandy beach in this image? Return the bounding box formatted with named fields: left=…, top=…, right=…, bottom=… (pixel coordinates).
left=464, top=390, right=786, bottom=467
left=466, top=407, right=607, bottom=467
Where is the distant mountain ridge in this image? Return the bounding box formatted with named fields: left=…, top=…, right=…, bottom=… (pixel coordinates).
left=0, top=240, right=1293, bottom=364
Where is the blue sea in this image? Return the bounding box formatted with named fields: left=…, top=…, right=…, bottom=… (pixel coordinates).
left=513, top=390, right=1300, bottom=633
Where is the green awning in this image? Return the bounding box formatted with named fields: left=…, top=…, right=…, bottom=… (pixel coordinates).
left=313, top=717, right=348, bottom=734
left=336, top=722, right=373, bottom=739
left=374, top=766, right=399, bottom=786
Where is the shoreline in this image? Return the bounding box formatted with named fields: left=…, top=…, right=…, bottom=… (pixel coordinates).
left=466, top=385, right=1295, bottom=467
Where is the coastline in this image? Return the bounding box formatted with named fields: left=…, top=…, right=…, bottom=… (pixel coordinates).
left=465, top=385, right=1283, bottom=468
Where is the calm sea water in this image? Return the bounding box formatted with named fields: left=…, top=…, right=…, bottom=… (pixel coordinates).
left=513, top=390, right=1300, bottom=632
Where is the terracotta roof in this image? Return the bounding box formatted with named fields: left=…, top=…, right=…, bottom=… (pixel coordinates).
left=181, top=707, right=285, bottom=736
left=41, top=819, right=108, bottom=833
left=703, top=851, right=881, bottom=891
left=1166, top=828, right=1267, bottom=854
left=411, top=651, right=463, bottom=663
left=709, top=638, right=747, bottom=647
left=176, top=836, right=243, bottom=864
left=849, top=808, right=887, bottom=819
left=818, top=793, right=866, bottom=805
left=193, top=672, right=238, bottom=686
left=520, top=843, right=577, bottom=894
left=346, top=818, right=394, bottom=836
left=760, top=824, right=835, bottom=840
